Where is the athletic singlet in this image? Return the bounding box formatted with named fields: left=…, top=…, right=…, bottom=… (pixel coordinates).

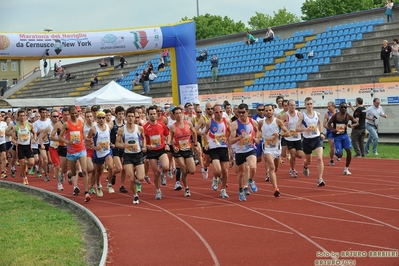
left=261, top=117, right=280, bottom=151
left=0, top=121, right=7, bottom=145
left=173, top=120, right=192, bottom=151
left=234, top=119, right=256, bottom=154
left=332, top=113, right=349, bottom=136
left=284, top=111, right=301, bottom=141
left=208, top=118, right=228, bottom=149
left=34, top=119, right=51, bottom=145
left=143, top=121, right=169, bottom=151
left=326, top=109, right=338, bottom=134
left=167, top=116, right=175, bottom=129
left=123, top=124, right=141, bottom=154
left=302, top=111, right=320, bottom=139
left=198, top=115, right=210, bottom=146
left=93, top=124, right=111, bottom=158
left=49, top=123, right=59, bottom=148
left=58, top=121, right=66, bottom=147
left=83, top=122, right=96, bottom=139
left=65, top=120, right=85, bottom=154
left=16, top=122, right=31, bottom=145
left=111, top=120, right=124, bottom=144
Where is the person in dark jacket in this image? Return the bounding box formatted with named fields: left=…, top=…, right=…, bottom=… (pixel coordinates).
left=381, top=39, right=392, bottom=74
left=211, top=55, right=219, bottom=82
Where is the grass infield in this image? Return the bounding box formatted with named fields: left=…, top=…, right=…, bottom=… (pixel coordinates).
left=0, top=188, right=87, bottom=266
left=322, top=143, right=399, bottom=159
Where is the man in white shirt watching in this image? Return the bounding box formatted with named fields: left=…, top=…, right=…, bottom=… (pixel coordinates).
left=365, top=98, right=388, bottom=155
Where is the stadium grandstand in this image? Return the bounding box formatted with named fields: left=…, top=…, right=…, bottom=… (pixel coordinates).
left=6, top=8, right=397, bottom=101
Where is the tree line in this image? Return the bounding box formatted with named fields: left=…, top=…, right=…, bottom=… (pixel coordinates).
left=183, top=0, right=385, bottom=40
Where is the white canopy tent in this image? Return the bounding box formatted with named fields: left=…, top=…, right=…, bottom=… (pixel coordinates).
left=75, top=81, right=152, bottom=106
left=0, top=97, right=76, bottom=108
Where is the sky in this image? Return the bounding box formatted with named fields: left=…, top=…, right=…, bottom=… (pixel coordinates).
left=0, top=0, right=305, bottom=65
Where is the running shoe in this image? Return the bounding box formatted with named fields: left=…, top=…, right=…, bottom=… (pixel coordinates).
left=67, top=171, right=72, bottom=185
left=317, top=178, right=326, bottom=187
left=78, top=171, right=83, bottom=178
left=220, top=189, right=229, bottom=199
left=89, top=187, right=95, bottom=194
left=11, top=169, right=15, bottom=178
left=343, top=169, right=352, bottom=175
left=144, top=176, right=152, bottom=184
left=274, top=188, right=281, bottom=197
left=336, top=157, right=341, bottom=161
left=201, top=167, right=208, bottom=179
left=111, top=175, right=116, bottom=185
left=57, top=183, right=64, bottom=191
left=303, top=165, right=309, bottom=177
left=133, top=196, right=139, bottom=204
left=119, top=186, right=128, bottom=193
left=108, top=185, right=115, bottom=193
left=174, top=181, right=182, bottom=191
left=167, top=170, right=173, bottom=179
left=36, top=171, right=42, bottom=178
left=249, top=180, right=258, bottom=193
left=211, top=177, right=218, bottom=191
left=160, top=171, right=166, bottom=186
left=1, top=172, right=7, bottom=179
left=329, top=159, right=335, bottom=166
left=290, top=170, right=298, bottom=178
left=73, top=186, right=80, bottom=196
left=238, top=191, right=246, bottom=201
left=155, top=190, right=162, bottom=200
left=28, top=168, right=35, bottom=175
left=265, top=172, right=270, bottom=182
left=184, top=188, right=191, bottom=197
left=97, top=186, right=103, bottom=197
left=23, top=177, right=29, bottom=185
left=44, top=175, right=50, bottom=182
left=243, top=187, right=251, bottom=195
left=84, top=193, right=91, bottom=202
left=135, top=182, right=142, bottom=193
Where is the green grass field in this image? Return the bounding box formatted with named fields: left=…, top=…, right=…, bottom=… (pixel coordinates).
left=0, top=188, right=87, bottom=266
left=321, top=143, right=399, bottom=159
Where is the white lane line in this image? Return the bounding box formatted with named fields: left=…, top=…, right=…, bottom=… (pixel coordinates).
left=311, top=236, right=399, bottom=251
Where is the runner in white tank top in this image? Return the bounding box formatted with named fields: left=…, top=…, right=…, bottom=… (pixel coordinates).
left=257, top=105, right=289, bottom=197
left=295, top=97, right=326, bottom=187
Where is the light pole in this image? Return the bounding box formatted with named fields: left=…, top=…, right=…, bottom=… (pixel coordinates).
left=44, top=28, right=53, bottom=76
left=196, top=0, right=199, bottom=17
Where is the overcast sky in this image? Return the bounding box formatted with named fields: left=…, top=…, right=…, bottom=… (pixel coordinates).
left=0, top=0, right=304, bottom=32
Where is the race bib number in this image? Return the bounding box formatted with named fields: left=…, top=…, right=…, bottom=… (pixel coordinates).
left=53, top=141, right=59, bottom=148
left=308, top=124, right=318, bottom=135
left=239, top=134, right=252, bottom=149
left=215, top=132, right=227, bottom=146
left=19, top=132, right=29, bottom=142
left=178, top=139, right=190, bottom=151
left=126, top=138, right=140, bottom=153
left=150, top=135, right=161, bottom=148
left=336, top=123, right=346, bottom=134
left=98, top=137, right=110, bottom=151
left=289, top=130, right=298, bottom=138
left=70, top=131, right=81, bottom=144
left=264, top=137, right=277, bottom=149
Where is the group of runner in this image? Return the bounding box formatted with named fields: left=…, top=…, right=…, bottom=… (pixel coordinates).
left=0, top=95, right=358, bottom=203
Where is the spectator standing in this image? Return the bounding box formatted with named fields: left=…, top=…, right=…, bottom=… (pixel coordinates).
left=381, top=40, right=392, bottom=74
left=158, top=56, right=165, bottom=71
left=349, top=98, right=366, bottom=157
left=56, top=60, right=62, bottom=70
left=132, top=73, right=140, bottom=86
left=245, top=31, right=256, bottom=45
left=263, top=27, right=274, bottom=43
left=392, top=38, right=399, bottom=73
left=147, top=62, right=154, bottom=73
left=115, top=55, right=126, bottom=69
left=109, top=56, right=114, bottom=66
left=149, top=70, right=157, bottom=81
left=141, top=68, right=150, bottom=94
left=385, top=0, right=394, bottom=22
left=365, top=98, right=388, bottom=155
left=162, top=49, right=168, bottom=64
left=211, top=55, right=219, bottom=82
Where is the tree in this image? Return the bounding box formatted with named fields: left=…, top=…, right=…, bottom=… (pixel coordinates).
left=182, top=14, right=247, bottom=40
left=301, top=0, right=384, bottom=21
left=248, top=9, right=301, bottom=30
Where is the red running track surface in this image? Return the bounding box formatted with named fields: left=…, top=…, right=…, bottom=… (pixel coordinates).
left=3, top=157, right=399, bottom=266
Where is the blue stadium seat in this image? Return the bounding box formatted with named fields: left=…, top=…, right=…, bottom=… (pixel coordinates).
left=290, top=82, right=297, bottom=88
left=366, top=25, right=373, bottom=32
left=356, top=33, right=362, bottom=40
left=312, top=65, right=319, bottom=72
left=334, top=49, right=341, bottom=56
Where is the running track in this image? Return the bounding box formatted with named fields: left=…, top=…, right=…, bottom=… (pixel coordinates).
left=4, top=157, right=399, bottom=265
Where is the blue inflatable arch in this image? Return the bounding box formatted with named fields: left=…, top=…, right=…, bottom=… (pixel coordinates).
left=0, top=21, right=198, bottom=105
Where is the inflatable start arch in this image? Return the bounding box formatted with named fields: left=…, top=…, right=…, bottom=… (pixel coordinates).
left=0, top=21, right=198, bottom=105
